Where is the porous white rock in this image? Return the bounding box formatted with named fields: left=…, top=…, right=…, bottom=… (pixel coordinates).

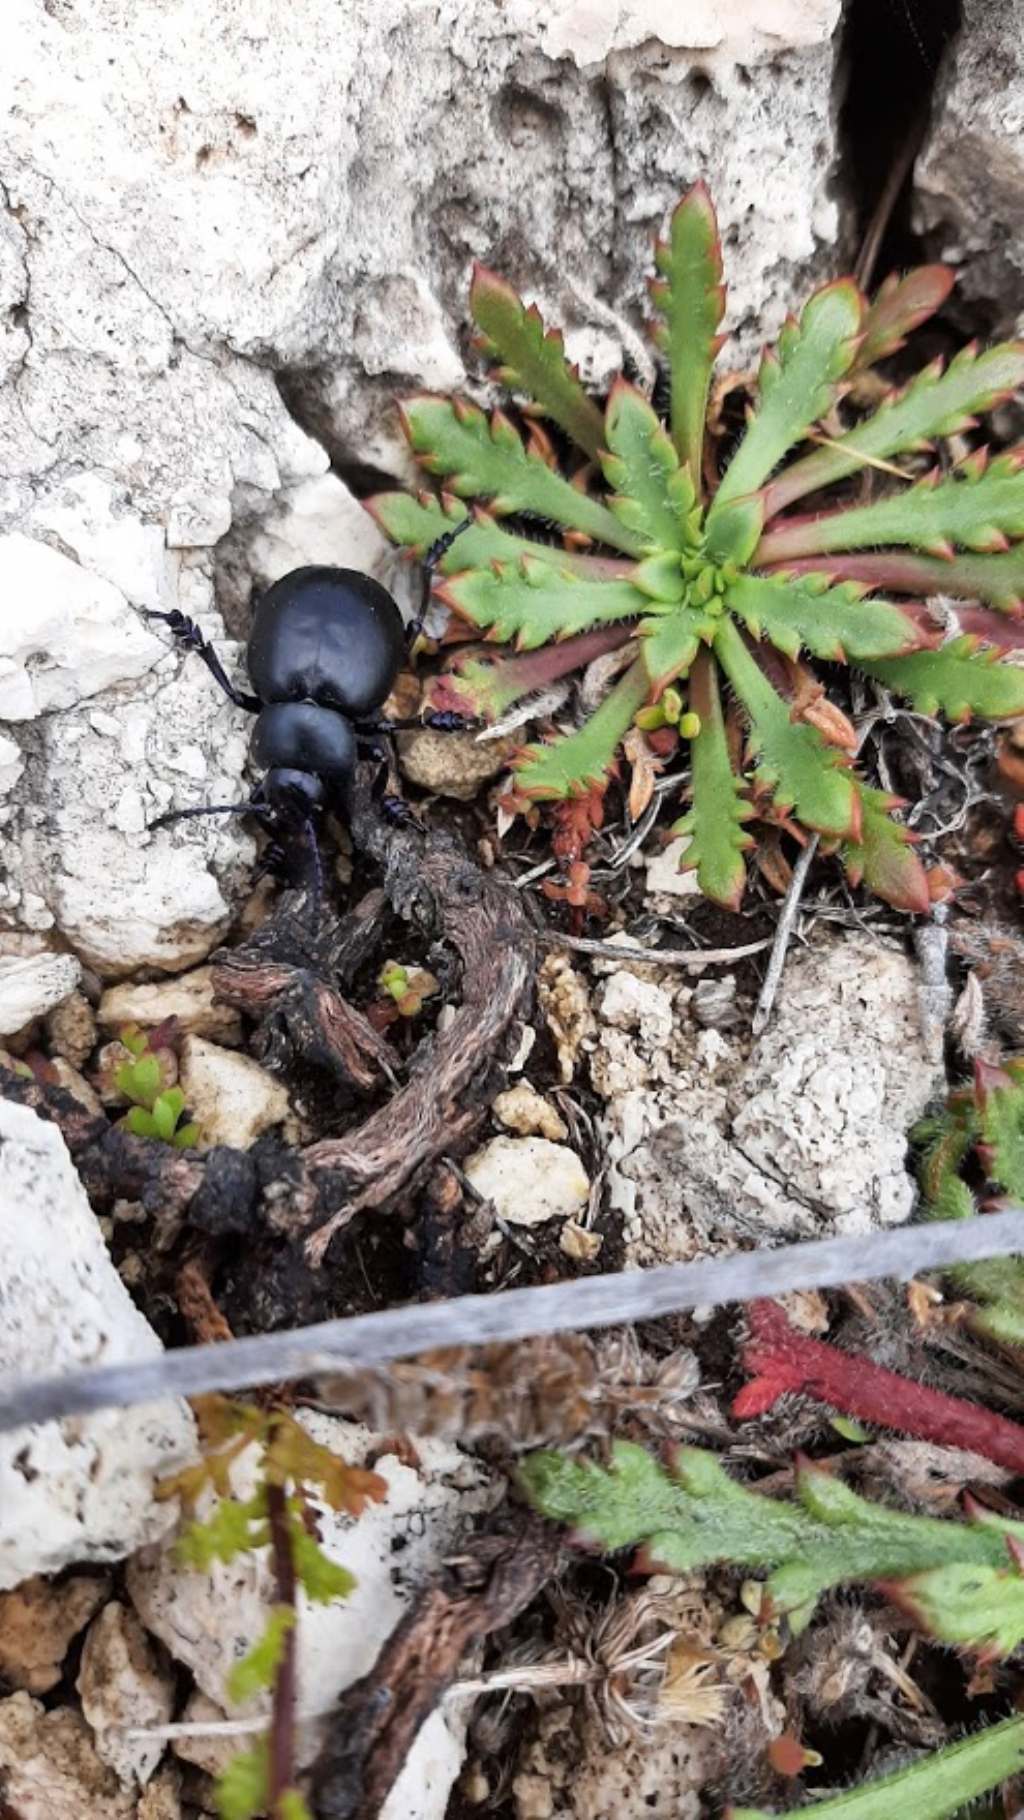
left=0, top=950, right=82, bottom=1035
left=128, top=1414, right=495, bottom=1815
left=916, top=0, right=1024, bottom=337
left=645, top=835, right=702, bottom=899
left=397, top=728, right=519, bottom=801
left=596, top=971, right=675, bottom=1048
left=77, top=1602, right=174, bottom=1788
left=0, top=644, right=255, bottom=975
left=178, top=1033, right=290, bottom=1148
left=0, top=1574, right=110, bottom=1695
left=0, top=1692, right=136, bottom=1820
left=492, top=1082, right=568, bottom=1141
left=244, top=472, right=391, bottom=591
left=0, top=1098, right=195, bottom=1590
left=595, top=935, right=937, bottom=1264
left=464, top=1134, right=590, bottom=1225
left=98, top=966, right=243, bottom=1045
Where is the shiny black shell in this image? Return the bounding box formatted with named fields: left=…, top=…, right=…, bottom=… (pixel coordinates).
left=247, top=566, right=405, bottom=718
left=252, top=702, right=357, bottom=779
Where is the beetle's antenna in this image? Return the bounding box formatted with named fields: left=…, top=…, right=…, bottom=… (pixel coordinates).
left=304, top=816, right=323, bottom=924
left=148, top=802, right=269, bottom=831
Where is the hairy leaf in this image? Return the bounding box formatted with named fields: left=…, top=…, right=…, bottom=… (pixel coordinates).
left=760, top=453, right=1024, bottom=563
left=601, top=379, right=694, bottom=550
left=862, top=636, right=1024, bottom=722
left=215, top=1739, right=269, bottom=1820
left=852, top=265, right=956, bottom=372
left=428, top=626, right=635, bottom=720
left=755, top=544, right=1024, bottom=612
left=470, top=263, right=606, bottom=457
left=672, top=647, right=753, bottom=909
left=714, top=619, right=858, bottom=836
left=764, top=343, right=1024, bottom=517
left=520, top=1440, right=1024, bottom=1643
left=514, top=658, right=650, bottom=798
left=710, top=279, right=863, bottom=517
left=640, top=603, right=715, bottom=694
left=648, top=180, right=725, bottom=489
left=840, top=782, right=930, bottom=912
left=726, top=572, right=928, bottom=663
left=440, top=556, right=646, bottom=648
left=400, top=396, right=646, bottom=555
left=730, top=1713, right=1024, bottom=1820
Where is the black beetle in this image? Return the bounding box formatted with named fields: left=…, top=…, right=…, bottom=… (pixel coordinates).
left=145, top=527, right=472, bottom=893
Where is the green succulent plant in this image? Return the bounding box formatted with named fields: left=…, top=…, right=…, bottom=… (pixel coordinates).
left=916, top=1057, right=1024, bottom=1347
left=370, top=182, right=1024, bottom=911
left=114, top=1023, right=199, bottom=1148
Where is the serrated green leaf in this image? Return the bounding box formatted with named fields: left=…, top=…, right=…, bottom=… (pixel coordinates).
left=428, top=626, right=635, bottom=721
left=760, top=457, right=1024, bottom=563
left=648, top=181, right=725, bottom=489
left=470, top=263, right=605, bottom=457
left=178, top=1495, right=268, bottom=1571
left=978, top=1067, right=1024, bottom=1202
left=726, top=572, right=925, bottom=662
left=714, top=617, right=858, bottom=836
left=639, top=604, right=714, bottom=694
left=514, top=658, right=650, bottom=798
left=709, top=279, right=863, bottom=520
left=730, top=1714, right=1024, bottom=1820
left=227, top=1604, right=296, bottom=1705
left=840, top=781, right=930, bottom=912
left=400, top=397, right=645, bottom=555
left=851, top=265, right=955, bottom=373
left=885, top=1561, right=1024, bottom=1657
left=671, top=648, right=752, bottom=908
left=290, top=1524, right=356, bottom=1604
left=862, top=636, right=1024, bottom=722
left=521, top=1439, right=1024, bottom=1644
left=754, top=544, right=1024, bottom=612
left=440, top=557, right=645, bottom=649
left=765, top=340, right=1024, bottom=516
left=601, top=379, right=690, bottom=550
left=215, top=1738, right=269, bottom=1820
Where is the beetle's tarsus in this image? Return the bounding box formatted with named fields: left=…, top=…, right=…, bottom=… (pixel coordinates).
left=144, top=609, right=261, bottom=713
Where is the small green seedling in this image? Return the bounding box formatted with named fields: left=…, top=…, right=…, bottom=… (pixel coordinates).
left=371, top=183, right=1024, bottom=910
left=160, top=1396, right=387, bottom=1820
left=114, top=1023, right=199, bottom=1148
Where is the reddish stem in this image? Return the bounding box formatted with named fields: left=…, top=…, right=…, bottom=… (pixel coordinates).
left=265, top=1476, right=299, bottom=1817
left=735, top=1299, right=1024, bottom=1475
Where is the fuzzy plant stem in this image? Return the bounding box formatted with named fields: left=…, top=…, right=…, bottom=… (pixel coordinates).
left=265, top=1477, right=299, bottom=1817
left=736, top=1299, right=1024, bottom=1474
left=729, top=1711, right=1024, bottom=1820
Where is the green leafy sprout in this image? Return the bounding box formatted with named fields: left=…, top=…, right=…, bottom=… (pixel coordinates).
left=114, top=1023, right=199, bottom=1148
left=160, top=1396, right=388, bottom=1820
left=519, top=1440, right=1024, bottom=1655
left=369, top=182, right=1024, bottom=911
left=916, top=1055, right=1024, bottom=1347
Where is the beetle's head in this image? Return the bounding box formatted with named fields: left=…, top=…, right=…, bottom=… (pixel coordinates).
left=264, top=768, right=326, bottom=822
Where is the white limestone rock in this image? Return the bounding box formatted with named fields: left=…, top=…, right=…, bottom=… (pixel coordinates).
left=916, top=0, right=1024, bottom=337
left=77, top=1602, right=175, bottom=1788
left=178, top=1033, right=290, bottom=1148
left=98, top=966, right=243, bottom=1045
left=0, top=951, right=82, bottom=1036
left=464, top=1134, right=591, bottom=1225
left=0, top=1098, right=195, bottom=1591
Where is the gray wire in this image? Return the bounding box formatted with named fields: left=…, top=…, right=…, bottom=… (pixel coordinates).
left=2, top=1210, right=1024, bottom=1434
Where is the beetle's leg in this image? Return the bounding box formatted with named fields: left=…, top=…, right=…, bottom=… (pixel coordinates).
left=147, top=800, right=271, bottom=832
left=405, top=516, right=476, bottom=653
left=144, top=610, right=262, bottom=712
left=356, top=710, right=477, bottom=735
